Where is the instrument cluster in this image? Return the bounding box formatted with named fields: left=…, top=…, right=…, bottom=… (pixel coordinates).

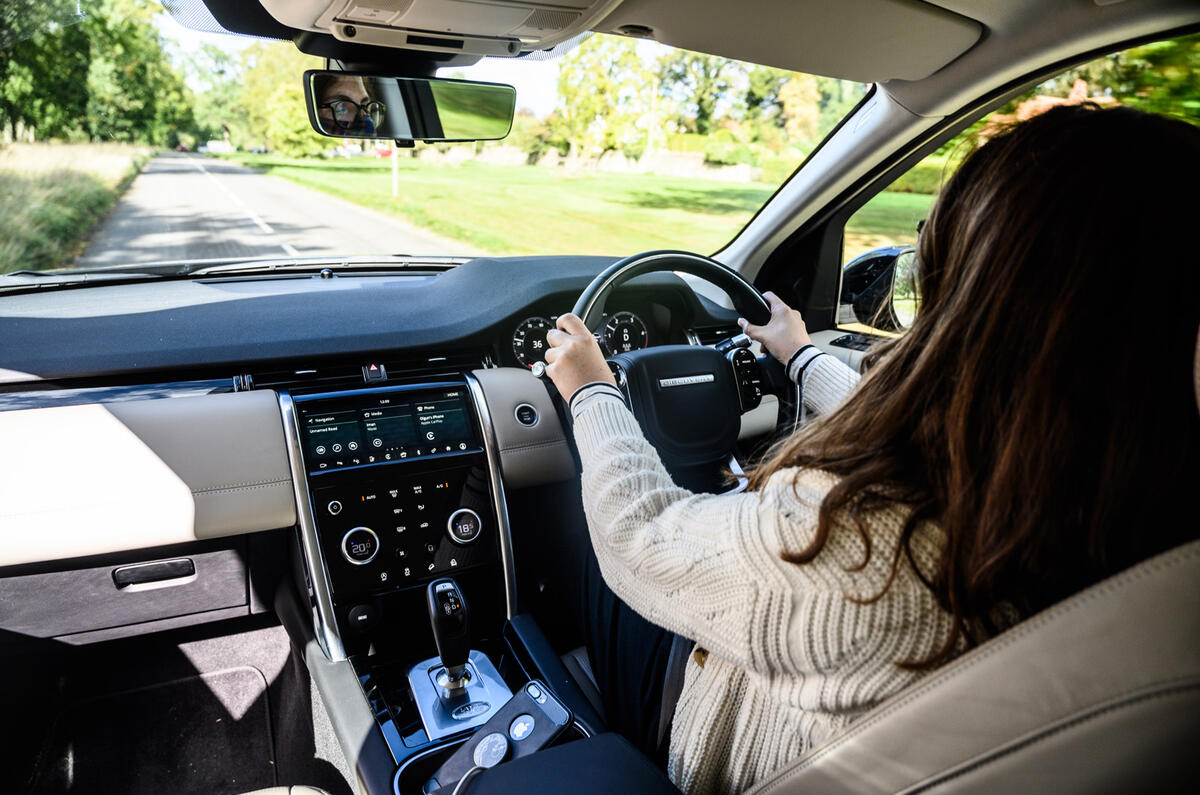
left=511, top=310, right=652, bottom=369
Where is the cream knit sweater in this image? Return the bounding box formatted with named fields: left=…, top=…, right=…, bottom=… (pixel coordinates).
left=569, top=350, right=956, bottom=794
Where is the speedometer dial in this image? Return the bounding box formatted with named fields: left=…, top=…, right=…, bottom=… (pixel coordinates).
left=603, top=311, right=649, bottom=354
left=512, top=316, right=553, bottom=368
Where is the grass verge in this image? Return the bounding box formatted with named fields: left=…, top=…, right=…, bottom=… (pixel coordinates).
left=221, top=152, right=937, bottom=260
left=220, top=153, right=777, bottom=255
left=0, top=143, right=152, bottom=273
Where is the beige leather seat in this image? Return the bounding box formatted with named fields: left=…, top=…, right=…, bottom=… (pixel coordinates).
left=749, top=334, right=1200, bottom=794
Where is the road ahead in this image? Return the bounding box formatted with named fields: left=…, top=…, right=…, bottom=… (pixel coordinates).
left=78, top=152, right=477, bottom=267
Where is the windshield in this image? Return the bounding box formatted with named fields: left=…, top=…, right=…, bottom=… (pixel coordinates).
left=0, top=0, right=867, bottom=273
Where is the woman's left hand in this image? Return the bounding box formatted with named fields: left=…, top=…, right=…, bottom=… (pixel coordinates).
left=544, top=313, right=616, bottom=401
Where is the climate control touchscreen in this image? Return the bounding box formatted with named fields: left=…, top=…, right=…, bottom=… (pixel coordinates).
left=299, top=387, right=478, bottom=470
left=293, top=382, right=499, bottom=603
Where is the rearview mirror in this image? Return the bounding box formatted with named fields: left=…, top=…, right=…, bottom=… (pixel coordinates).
left=303, top=70, right=515, bottom=142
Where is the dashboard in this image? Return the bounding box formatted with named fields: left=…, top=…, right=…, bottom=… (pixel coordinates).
left=0, top=255, right=749, bottom=650
left=0, top=256, right=737, bottom=383
left=0, top=253, right=806, bottom=784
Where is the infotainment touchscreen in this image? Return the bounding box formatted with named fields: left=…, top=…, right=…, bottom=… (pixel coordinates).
left=297, top=386, right=479, bottom=471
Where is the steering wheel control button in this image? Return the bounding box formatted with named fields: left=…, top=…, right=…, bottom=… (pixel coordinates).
left=509, top=714, right=536, bottom=741
left=728, top=347, right=764, bottom=411
left=514, top=403, right=539, bottom=427
left=448, top=508, right=483, bottom=545
left=341, top=526, right=380, bottom=565
left=327, top=499, right=343, bottom=516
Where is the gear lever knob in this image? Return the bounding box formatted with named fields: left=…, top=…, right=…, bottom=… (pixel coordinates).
left=426, top=578, right=471, bottom=682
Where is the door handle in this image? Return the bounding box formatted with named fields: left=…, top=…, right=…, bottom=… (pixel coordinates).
left=112, top=558, right=196, bottom=591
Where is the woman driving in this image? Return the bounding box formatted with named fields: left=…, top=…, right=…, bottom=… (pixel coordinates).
left=542, top=104, right=1200, bottom=794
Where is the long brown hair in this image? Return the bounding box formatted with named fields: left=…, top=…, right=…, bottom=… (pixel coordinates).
left=750, top=104, right=1200, bottom=667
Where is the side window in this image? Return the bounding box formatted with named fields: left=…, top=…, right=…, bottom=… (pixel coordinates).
left=837, top=31, right=1199, bottom=337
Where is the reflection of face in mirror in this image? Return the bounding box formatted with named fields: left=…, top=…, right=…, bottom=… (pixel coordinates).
left=314, top=74, right=386, bottom=137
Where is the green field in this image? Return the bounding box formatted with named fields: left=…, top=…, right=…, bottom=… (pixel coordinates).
left=222, top=153, right=936, bottom=258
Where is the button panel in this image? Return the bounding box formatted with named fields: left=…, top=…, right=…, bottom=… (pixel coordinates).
left=312, top=456, right=496, bottom=599
left=729, top=347, right=764, bottom=411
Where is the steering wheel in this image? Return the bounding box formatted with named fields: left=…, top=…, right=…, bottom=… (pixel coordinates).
left=570, top=250, right=778, bottom=491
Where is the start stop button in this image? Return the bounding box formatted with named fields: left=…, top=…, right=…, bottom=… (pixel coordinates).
left=447, top=508, right=483, bottom=545
left=514, top=403, right=539, bottom=427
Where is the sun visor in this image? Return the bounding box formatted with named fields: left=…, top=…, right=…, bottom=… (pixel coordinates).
left=257, top=0, right=623, bottom=57
left=599, top=0, right=982, bottom=82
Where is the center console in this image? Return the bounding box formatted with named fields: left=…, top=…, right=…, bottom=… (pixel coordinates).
left=277, top=371, right=674, bottom=795
left=281, top=379, right=516, bottom=660
left=278, top=375, right=550, bottom=791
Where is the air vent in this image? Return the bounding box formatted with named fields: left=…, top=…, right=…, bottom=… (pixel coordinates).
left=244, top=350, right=489, bottom=392
left=692, top=325, right=740, bottom=346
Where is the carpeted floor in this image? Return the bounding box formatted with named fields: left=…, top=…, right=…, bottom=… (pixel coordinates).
left=29, top=667, right=277, bottom=795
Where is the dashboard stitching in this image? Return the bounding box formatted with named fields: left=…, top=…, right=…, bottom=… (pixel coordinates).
left=191, top=478, right=292, bottom=496
left=498, top=440, right=570, bottom=453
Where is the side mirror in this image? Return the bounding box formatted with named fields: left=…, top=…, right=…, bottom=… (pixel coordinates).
left=303, top=70, right=515, bottom=142
left=838, top=245, right=917, bottom=332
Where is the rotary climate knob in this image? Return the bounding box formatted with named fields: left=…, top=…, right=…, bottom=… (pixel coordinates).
left=446, top=508, right=482, bottom=545
left=341, top=526, right=380, bottom=565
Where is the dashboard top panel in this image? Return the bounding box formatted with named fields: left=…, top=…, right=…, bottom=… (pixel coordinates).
left=0, top=255, right=737, bottom=382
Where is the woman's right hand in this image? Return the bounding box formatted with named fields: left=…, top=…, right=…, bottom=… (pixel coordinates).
left=738, top=291, right=812, bottom=365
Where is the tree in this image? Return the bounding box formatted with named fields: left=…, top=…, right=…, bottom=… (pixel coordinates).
left=657, top=50, right=741, bottom=135
left=237, top=42, right=323, bottom=149
left=187, top=43, right=245, bottom=145
left=1100, top=33, right=1199, bottom=124
left=1, top=0, right=194, bottom=144
left=743, top=66, right=789, bottom=125
left=0, top=0, right=89, bottom=140
left=552, top=36, right=653, bottom=157
left=264, top=83, right=324, bottom=157
left=779, top=73, right=820, bottom=146
left=80, top=0, right=195, bottom=145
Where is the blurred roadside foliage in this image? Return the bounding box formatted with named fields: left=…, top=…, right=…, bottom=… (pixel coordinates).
left=1, top=0, right=193, bottom=146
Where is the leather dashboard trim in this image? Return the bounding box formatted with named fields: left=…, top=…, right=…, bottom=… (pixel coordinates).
left=470, top=367, right=576, bottom=488
left=0, top=390, right=296, bottom=566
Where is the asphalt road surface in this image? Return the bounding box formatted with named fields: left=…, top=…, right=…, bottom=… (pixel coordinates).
left=78, top=152, right=477, bottom=267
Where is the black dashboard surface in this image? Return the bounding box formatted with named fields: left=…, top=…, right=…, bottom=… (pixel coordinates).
left=0, top=256, right=738, bottom=381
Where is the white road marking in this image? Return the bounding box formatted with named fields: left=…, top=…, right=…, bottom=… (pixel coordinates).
left=187, top=156, right=300, bottom=256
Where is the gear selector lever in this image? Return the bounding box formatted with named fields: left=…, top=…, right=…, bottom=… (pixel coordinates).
left=427, top=578, right=471, bottom=691
left=409, top=577, right=512, bottom=741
